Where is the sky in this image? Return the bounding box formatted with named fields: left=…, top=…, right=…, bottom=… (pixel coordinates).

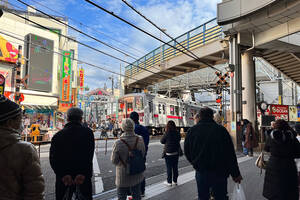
left=14, top=0, right=222, bottom=90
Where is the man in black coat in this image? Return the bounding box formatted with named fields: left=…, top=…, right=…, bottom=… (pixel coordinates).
left=184, top=107, right=242, bottom=200
left=50, top=108, right=95, bottom=200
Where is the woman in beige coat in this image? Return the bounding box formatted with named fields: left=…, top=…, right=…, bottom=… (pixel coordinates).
left=111, top=118, right=145, bottom=200
left=0, top=95, right=45, bottom=199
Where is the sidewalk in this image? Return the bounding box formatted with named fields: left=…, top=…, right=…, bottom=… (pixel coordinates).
left=94, top=155, right=267, bottom=200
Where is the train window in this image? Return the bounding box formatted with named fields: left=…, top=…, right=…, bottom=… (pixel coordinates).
left=135, top=96, right=144, bottom=111
left=158, top=104, right=162, bottom=114
left=149, top=101, right=153, bottom=113
left=175, top=106, right=179, bottom=116
left=162, top=104, right=166, bottom=114
left=170, top=105, right=175, bottom=115
left=127, top=102, right=133, bottom=112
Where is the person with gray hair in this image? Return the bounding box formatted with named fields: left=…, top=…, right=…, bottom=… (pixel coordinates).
left=111, top=118, right=145, bottom=200
left=50, top=107, right=95, bottom=200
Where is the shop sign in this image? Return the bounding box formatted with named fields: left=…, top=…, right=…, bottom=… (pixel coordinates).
left=0, top=74, right=5, bottom=95
left=270, top=105, right=289, bottom=121
left=0, top=35, right=18, bottom=63
left=79, top=69, right=84, bottom=91
left=61, top=51, right=72, bottom=102
left=289, top=106, right=298, bottom=122
left=58, top=102, right=73, bottom=113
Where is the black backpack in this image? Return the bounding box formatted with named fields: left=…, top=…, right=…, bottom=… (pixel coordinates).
left=120, top=137, right=145, bottom=175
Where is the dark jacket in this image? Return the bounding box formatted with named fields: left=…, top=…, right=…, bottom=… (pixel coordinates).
left=184, top=119, right=240, bottom=178
left=244, top=123, right=258, bottom=149
left=134, top=123, right=149, bottom=155
left=160, top=130, right=181, bottom=153
left=50, top=121, right=95, bottom=179
left=263, top=129, right=300, bottom=200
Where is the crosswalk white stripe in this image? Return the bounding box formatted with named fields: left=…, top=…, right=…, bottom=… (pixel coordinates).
left=93, top=152, right=104, bottom=194
left=100, top=156, right=253, bottom=200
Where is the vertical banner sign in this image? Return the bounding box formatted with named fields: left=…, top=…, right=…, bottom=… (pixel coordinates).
left=79, top=69, right=84, bottom=91
left=61, top=51, right=72, bottom=102
left=0, top=74, right=5, bottom=95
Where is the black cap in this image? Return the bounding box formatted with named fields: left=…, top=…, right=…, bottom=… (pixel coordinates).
left=129, top=111, right=139, bottom=123
left=0, top=95, right=21, bottom=122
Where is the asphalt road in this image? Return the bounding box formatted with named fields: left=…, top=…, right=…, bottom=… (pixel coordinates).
left=39, top=132, right=189, bottom=200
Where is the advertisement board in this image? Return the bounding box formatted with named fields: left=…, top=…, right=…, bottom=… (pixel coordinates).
left=0, top=65, right=13, bottom=90
left=0, top=35, right=18, bottom=63
left=270, top=105, right=289, bottom=121
left=25, top=34, right=54, bottom=92
left=289, top=106, right=298, bottom=122
left=61, top=51, right=72, bottom=102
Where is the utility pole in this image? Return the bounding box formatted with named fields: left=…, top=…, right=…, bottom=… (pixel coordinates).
left=295, top=84, right=298, bottom=105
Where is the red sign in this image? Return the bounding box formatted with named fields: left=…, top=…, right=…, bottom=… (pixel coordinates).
left=79, top=69, right=84, bottom=91
left=270, top=105, right=289, bottom=121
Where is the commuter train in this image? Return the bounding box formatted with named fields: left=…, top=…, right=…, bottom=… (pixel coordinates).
left=117, top=93, right=202, bottom=135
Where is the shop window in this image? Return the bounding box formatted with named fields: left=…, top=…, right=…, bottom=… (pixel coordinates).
left=149, top=101, right=153, bottom=113
left=170, top=105, right=175, bottom=115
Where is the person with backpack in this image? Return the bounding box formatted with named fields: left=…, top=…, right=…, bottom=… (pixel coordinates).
left=130, top=111, right=149, bottom=196
left=160, top=120, right=182, bottom=186
left=111, top=118, right=145, bottom=200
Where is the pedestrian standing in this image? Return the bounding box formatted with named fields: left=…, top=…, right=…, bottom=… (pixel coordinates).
left=130, top=111, right=149, bottom=197
left=184, top=107, right=242, bottom=200
left=161, top=120, right=181, bottom=186
left=0, top=95, right=45, bottom=199
left=50, top=107, right=95, bottom=200
left=243, top=119, right=258, bottom=156
left=111, top=118, right=145, bottom=200
left=263, top=119, right=300, bottom=200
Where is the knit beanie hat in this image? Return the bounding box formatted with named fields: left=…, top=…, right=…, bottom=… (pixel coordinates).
left=0, top=95, right=21, bottom=122
left=130, top=111, right=139, bottom=123
left=122, top=118, right=135, bottom=133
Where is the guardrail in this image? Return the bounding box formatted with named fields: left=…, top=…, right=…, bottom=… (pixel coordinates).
left=125, top=18, right=222, bottom=79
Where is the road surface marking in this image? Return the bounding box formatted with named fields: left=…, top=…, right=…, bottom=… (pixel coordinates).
left=93, top=152, right=104, bottom=194
left=93, top=156, right=253, bottom=200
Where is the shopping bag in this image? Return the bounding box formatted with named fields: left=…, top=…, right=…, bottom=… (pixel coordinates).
left=232, top=183, right=246, bottom=200
left=62, top=187, right=74, bottom=200
left=74, top=185, right=87, bottom=200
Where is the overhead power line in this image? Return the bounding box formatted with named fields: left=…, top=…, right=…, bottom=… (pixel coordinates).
left=16, top=0, right=138, bottom=60
left=121, top=0, right=220, bottom=72
left=0, top=29, right=153, bottom=85
left=3, top=6, right=178, bottom=83
left=25, top=0, right=146, bottom=57
left=85, top=0, right=221, bottom=72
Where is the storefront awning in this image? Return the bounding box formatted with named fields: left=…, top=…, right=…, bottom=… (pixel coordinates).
left=23, top=104, right=57, bottom=111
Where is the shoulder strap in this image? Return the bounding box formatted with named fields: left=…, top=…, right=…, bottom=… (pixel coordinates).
left=120, top=139, right=132, bottom=151
left=134, top=137, right=139, bottom=149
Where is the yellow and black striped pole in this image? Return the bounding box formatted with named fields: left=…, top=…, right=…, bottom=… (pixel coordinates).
left=14, top=45, right=22, bottom=105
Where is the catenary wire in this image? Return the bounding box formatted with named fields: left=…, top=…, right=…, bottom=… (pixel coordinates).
left=0, top=29, right=154, bottom=85
left=2, top=6, right=178, bottom=83
left=85, top=0, right=221, bottom=72
left=14, top=0, right=138, bottom=60
left=27, top=0, right=146, bottom=57
left=121, top=0, right=221, bottom=72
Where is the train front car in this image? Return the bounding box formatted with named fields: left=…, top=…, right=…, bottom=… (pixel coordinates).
left=117, top=93, right=150, bottom=131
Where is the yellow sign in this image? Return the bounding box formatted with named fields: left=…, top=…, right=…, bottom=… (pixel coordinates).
left=0, top=35, right=18, bottom=63
left=289, top=106, right=298, bottom=122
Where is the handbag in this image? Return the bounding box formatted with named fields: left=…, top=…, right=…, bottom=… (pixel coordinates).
left=255, top=151, right=267, bottom=175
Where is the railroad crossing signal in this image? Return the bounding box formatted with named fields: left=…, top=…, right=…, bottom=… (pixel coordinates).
left=215, top=71, right=230, bottom=87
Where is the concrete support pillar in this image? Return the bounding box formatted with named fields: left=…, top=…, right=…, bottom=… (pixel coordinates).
left=241, top=51, right=256, bottom=124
